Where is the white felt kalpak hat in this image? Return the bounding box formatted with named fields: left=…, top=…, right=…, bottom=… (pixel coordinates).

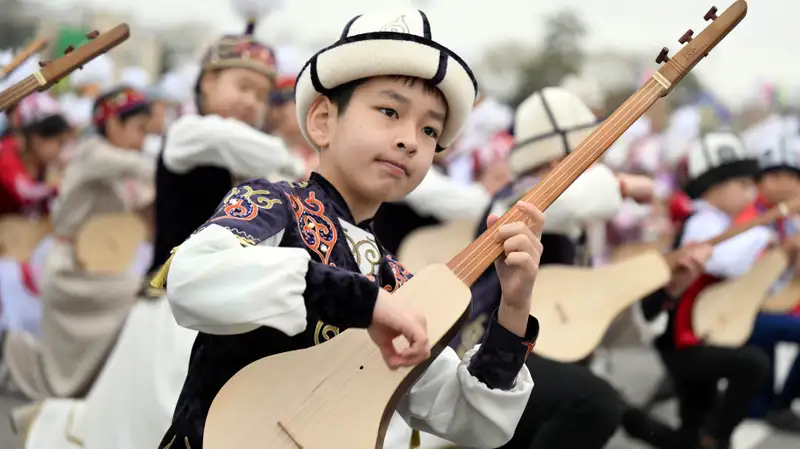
left=509, top=87, right=599, bottom=176
left=295, top=9, right=478, bottom=152
left=685, top=131, right=759, bottom=198
left=749, top=127, right=800, bottom=176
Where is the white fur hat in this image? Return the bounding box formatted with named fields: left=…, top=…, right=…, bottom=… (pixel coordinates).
left=508, top=87, right=599, bottom=176
left=70, top=54, right=114, bottom=90
left=753, top=131, right=800, bottom=175
left=120, top=66, right=151, bottom=91
left=295, top=9, right=478, bottom=152
left=685, top=131, right=759, bottom=198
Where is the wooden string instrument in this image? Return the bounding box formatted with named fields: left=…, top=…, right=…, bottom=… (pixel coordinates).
left=0, top=24, right=130, bottom=113
left=0, top=37, right=48, bottom=80
left=694, top=199, right=800, bottom=346
left=532, top=196, right=800, bottom=362
left=202, top=3, right=747, bottom=448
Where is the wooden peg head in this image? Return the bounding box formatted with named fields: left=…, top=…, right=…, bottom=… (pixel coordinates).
left=679, top=29, right=694, bottom=44
left=704, top=6, right=718, bottom=21
left=64, top=45, right=75, bottom=54
left=38, top=61, right=48, bottom=68
left=86, top=30, right=100, bottom=39
left=656, top=47, right=670, bottom=64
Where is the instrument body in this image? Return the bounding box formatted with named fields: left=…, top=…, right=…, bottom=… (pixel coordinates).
left=761, top=277, right=800, bottom=313
left=203, top=3, right=748, bottom=447
left=531, top=251, right=670, bottom=362
left=75, top=212, right=148, bottom=275
left=204, top=264, right=471, bottom=449
left=694, top=249, right=788, bottom=346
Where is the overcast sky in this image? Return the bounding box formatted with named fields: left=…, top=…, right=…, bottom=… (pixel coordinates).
left=28, top=0, right=796, bottom=106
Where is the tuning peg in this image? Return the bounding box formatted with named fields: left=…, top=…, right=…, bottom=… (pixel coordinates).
left=704, top=6, right=718, bottom=21
left=38, top=60, right=49, bottom=68
left=679, top=29, right=694, bottom=44
left=86, top=30, right=100, bottom=39
left=64, top=45, right=75, bottom=54
left=656, top=47, right=670, bottom=64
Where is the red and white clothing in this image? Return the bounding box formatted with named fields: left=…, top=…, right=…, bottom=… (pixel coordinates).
left=0, top=136, right=56, bottom=218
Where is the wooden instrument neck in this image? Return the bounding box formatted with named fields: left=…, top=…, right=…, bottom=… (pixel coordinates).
left=662, top=198, right=800, bottom=267
left=446, top=80, right=665, bottom=287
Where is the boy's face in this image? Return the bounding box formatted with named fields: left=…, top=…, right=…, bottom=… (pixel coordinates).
left=310, top=77, right=447, bottom=204
left=705, top=177, right=757, bottom=216
left=107, top=113, right=150, bottom=150
left=758, top=170, right=800, bottom=205
left=201, top=68, right=271, bottom=126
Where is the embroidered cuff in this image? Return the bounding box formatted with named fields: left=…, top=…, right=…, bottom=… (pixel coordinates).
left=304, top=261, right=379, bottom=329
left=467, top=311, right=539, bottom=390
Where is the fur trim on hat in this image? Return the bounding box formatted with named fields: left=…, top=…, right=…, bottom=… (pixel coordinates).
left=295, top=9, right=478, bottom=152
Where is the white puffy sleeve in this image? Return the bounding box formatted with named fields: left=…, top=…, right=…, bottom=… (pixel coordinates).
left=404, top=168, right=491, bottom=221
left=680, top=207, right=773, bottom=278
left=162, top=115, right=306, bottom=179
left=395, top=313, right=538, bottom=448
left=543, top=163, right=623, bottom=234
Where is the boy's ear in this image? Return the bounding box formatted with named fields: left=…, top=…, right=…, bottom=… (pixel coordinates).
left=306, top=96, right=335, bottom=150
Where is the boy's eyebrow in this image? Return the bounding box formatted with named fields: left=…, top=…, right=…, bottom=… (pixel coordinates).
left=379, top=89, right=446, bottom=123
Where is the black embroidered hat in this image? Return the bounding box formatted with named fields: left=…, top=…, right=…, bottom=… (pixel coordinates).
left=509, top=87, right=600, bottom=176
left=294, top=9, right=479, bottom=152
left=684, top=131, right=760, bottom=199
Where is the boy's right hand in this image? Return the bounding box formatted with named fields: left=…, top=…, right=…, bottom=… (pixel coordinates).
left=665, top=243, right=712, bottom=296
left=368, top=289, right=430, bottom=369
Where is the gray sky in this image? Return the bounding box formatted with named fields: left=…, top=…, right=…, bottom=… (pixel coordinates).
left=31, top=0, right=796, bottom=106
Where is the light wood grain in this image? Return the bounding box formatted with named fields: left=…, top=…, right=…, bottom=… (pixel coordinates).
left=531, top=250, right=671, bottom=362
left=694, top=249, right=788, bottom=347
left=204, top=264, right=472, bottom=449
left=75, top=212, right=147, bottom=275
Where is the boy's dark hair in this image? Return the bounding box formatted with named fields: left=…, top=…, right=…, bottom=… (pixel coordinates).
left=93, top=87, right=152, bottom=137
left=21, top=114, right=71, bottom=139
left=325, top=75, right=444, bottom=116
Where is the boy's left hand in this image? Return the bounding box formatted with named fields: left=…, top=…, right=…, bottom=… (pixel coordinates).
left=487, top=201, right=544, bottom=337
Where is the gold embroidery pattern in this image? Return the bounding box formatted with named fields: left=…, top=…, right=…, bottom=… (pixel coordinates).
left=456, top=313, right=488, bottom=359
left=343, top=227, right=381, bottom=277
left=314, top=320, right=341, bottom=345
left=210, top=185, right=282, bottom=223
left=162, top=435, right=176, bottom=449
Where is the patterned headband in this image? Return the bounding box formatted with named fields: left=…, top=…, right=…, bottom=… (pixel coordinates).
left=202, top=35, right=277, bottom=78
left=92, top=88, right=149, bottom=127
left=270, top=74, right=296, bottom=104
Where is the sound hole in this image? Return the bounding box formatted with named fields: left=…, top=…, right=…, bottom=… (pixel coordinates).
left=359, top=366, right=364, bottom=370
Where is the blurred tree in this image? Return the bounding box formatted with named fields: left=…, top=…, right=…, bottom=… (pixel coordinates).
left=511, top=9, right=587, bottom=107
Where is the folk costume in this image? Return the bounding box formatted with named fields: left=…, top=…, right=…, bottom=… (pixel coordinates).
left=649, top=132, right=771, bottom=449
left=157, top=10, right=538, bottom=449
left=149, top=30, right=305, bottom=274
left=745, top=133, right=800, bottom=427
left=451, top=88, right=635, bottom=449
left=2, top=88, right=155, bottom=402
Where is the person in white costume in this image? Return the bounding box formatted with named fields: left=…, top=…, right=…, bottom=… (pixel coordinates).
left=3, top=86, right=155, bottom=404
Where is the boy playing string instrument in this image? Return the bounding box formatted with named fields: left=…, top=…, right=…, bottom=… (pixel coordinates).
left=652, top=131, right=772, bottom=449
left=745, top=131, right=800, bottom=431
left=157, top=9, right=541, bottom=449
